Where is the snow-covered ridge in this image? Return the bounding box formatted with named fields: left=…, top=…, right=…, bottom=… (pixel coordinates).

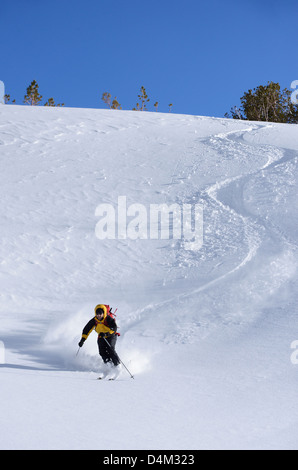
left=0, top=105, right=297, bottom=449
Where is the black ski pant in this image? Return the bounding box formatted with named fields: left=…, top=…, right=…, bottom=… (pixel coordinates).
left=97, top=334, right=120, bottom=366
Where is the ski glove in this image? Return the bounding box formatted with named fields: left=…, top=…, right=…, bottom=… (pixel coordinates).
left=78, top=338, right=85, bottom=347
left=99, top=332, right=109, bottom=338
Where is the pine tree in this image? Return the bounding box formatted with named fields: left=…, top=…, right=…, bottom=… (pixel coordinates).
left=102, top=92, right=112, bottom=108
left=111, top=97, right=121, bottom=109
left=227, top=81, right=298, bottom=123
left=23, top=80, right=42, bottom=106
left=102, top=92, right=121, bottom=110
left=44, top=97, right=65, bottom=107
left=4, top=94, right=16, bottom=104
left=154, top=102, right=159, bottom=111
left=133, top=86, right=150, bottom=111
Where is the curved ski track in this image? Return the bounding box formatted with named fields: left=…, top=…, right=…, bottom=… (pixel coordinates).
left=125, top=124, right=298, bottom=342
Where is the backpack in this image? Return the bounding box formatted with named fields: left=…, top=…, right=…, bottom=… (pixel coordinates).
left=102, top=305, right=120, bottom=336
left=103, top=304, right=117, bottom=320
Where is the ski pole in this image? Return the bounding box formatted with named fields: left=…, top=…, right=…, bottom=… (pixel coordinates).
left=76, top=347, right=80, bottom=357
left=103, top=336, right=134, bottom=379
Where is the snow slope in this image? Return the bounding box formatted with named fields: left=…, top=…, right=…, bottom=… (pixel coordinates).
left=0, top=105, right=297, bottom=450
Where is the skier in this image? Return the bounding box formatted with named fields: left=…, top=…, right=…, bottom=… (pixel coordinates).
left=78, top=304, right=120, bottom=367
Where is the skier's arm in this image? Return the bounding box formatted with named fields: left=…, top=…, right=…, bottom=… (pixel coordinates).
left=106, top=316, right=118, bottom=333
left=78, top=318, right=96, bottom=346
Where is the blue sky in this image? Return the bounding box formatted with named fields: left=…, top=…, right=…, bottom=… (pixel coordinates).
left=1, top=0, right=297, bottom=117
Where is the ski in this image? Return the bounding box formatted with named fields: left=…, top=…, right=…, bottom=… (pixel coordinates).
left=97, top=376, right=116, bottom=381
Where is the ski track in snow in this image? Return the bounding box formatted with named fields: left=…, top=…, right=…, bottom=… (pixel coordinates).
left=126, top=123, right=297, bottom=344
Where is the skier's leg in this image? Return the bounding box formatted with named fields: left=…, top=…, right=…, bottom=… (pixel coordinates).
left=97, top=337, right=110, bottom=363
left=107, top=335, right=120, bottom=366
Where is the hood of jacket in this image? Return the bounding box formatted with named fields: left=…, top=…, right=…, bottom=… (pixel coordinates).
left=94, top=304, right=108, bottom=319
